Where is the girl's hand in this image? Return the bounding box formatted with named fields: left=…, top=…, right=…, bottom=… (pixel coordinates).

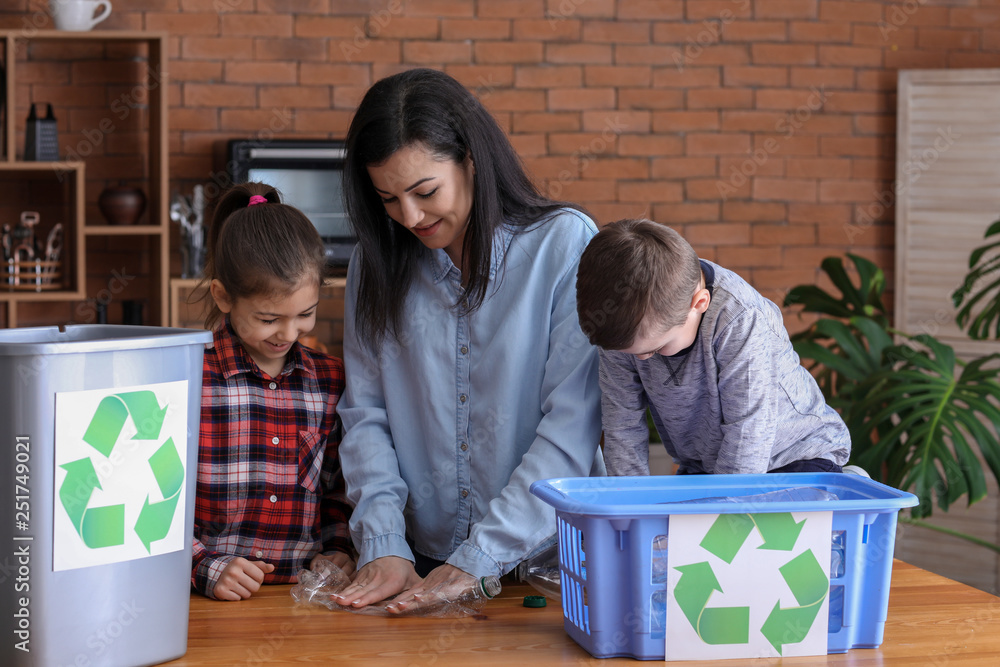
left=310, top=551, right=356, bottom=577
left=213, top=557, right=275, bottom=601
left=331, top=555, right=422, bottom=608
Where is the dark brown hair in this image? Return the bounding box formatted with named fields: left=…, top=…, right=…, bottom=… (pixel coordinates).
left=200, top=182, right=327, bottom=330
left=344, top=67, right=587, bottom=346
left=576, top=219, right=702, bottom=350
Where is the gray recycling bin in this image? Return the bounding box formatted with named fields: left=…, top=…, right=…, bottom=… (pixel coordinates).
left=0, top=324, right=213, bottom=667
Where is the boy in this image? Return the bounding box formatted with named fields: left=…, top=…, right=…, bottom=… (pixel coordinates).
left=576, top=219, right=850, bottom=476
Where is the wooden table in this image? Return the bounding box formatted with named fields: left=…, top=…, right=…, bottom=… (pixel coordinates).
left=163, top=560, right=1000, bottom=665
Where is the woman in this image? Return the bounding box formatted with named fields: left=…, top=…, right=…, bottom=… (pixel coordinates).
left=334, top=68, right=603, bottom=611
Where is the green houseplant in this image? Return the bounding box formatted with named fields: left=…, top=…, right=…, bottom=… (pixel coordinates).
left=784, top=251, right=1000, bottom=552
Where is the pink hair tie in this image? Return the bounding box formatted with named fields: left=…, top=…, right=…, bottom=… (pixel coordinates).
left=248, top=195, right=268, bottom=206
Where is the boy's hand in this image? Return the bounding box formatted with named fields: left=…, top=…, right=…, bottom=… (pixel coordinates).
left=331, top=555, right=422, bottom=608
left=310, top=551, right=356, bottom=577
left=213, top=558, right=275, bottom=601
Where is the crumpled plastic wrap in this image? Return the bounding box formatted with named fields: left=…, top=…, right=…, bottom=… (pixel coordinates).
left=289, top=559, right=495, bottom=618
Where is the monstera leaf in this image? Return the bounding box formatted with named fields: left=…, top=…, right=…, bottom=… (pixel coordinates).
left=787, top=256, right=1000, bottom=520
left=953, top=219, right=1000, bottom=340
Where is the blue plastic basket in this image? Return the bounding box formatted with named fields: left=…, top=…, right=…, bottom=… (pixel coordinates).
left=530, top=473, right=918, bottom=660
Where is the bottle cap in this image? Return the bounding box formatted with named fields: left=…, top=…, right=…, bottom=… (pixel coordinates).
left=523, top=595, right=547, bottom=608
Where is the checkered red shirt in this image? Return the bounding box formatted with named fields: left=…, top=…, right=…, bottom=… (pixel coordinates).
left=191, top=321, right=351, bottom=598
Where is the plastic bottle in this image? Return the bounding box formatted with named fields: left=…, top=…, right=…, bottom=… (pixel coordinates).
left=475, top=575, right=502, bottom=600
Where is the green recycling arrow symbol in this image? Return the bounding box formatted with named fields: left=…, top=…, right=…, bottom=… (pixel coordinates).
left=60, top=390, right=183, bottom=552
left=672, top=511, right=827, bottom=650
left=761, top=550, right=829, bottom=654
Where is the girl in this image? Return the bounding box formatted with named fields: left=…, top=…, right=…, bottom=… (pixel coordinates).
left=191, top=182, right=354, bottom=600
left=333, top=68, right=604, bottom=612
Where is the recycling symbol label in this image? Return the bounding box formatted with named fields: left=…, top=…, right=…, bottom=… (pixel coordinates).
left=665, top=510, right=832, bottom=661
left=53, top=381, right=189, bottom=572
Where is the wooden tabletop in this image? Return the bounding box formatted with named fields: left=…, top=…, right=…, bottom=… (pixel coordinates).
left=164, top=560, right=1000, bottom=665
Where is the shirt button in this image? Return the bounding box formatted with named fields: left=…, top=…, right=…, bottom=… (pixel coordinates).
left=460, top=345, right=468, bottom=355
left=256, top=550, right=264, bottom=558
left=459, top=394, right=467, bottom=403
left=461, top=489, right=469, bottom=498
left=271, top=436, right=279, bottom=444
left=269, top=382, right=277, bottom=389
left=269, top=494, right=278, bottom=503
left=460, top=442, right=468, bottom=451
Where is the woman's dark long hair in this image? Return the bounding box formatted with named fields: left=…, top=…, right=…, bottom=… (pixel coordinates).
left=344, top=67, right=586, bottom=345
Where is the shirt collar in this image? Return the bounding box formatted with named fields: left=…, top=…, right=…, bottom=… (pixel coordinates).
left=213, top=317, right=315, bottom=380
left=428, top=225, right=515, bottom=284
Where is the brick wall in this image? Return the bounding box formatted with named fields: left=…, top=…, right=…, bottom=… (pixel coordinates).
left=3, top=0, right=1000, bottom=336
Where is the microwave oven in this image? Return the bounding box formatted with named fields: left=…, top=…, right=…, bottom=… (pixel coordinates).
left=226, top=138, right=355, bottom=267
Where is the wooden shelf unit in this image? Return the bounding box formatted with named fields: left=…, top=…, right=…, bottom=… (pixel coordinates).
left=0, top=30, right=169, bottom=328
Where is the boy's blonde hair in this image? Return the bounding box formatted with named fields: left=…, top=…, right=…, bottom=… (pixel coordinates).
left=576, top=219, right=702, bottom=350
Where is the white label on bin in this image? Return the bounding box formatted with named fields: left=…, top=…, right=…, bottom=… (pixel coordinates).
left=53, top=381, right=189, bottom=572
left=665, top=510, right=832, bottom=661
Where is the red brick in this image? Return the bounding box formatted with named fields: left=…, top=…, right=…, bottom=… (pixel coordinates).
left=515, top=65, right=583, bottom=88
left=616, top=44, right=684, bottom=66
left=585, top=157, right=650, bottom=179
left=788, top=202, right=852, bottom=226
left=947, top=52, right=1000, bottom=68
left=652, top=67, right=721, bottom=88
left=851, top=158, right=893, bottom=181
left=672, top=44, right=751, bottom=68
left=584, top=110, right=651, bottom=133
left=684, top=222, right=751, bottom=244
left=226, top=61, right=297, bottom=85
left=582, top=20, right=650, bottom=43
left=619, top=88, right=685, bottom=109
left=721, top=110, right=787, bottom=132
left=651, top=156, right=717, bottom=179
left=263, top=85, right=332, bottom=109
left=950, top=8, right=1000, bottom=29
left=882, top=50, right=943, bottom=70
left=446, top=65, right=516, bottom=89
left=442, top=19, right=510, bottom=40
left=553, top=179, right=617, bottom=202
left=475, top=41, right=545, bottom=64
left=168, top=107, right=218, bottom=132
left=294, top=109, right=355, bottom=135
left=509, top=133, right=547, bottom=156
left=166, top=60, right=223, bottom=83
left=548, top=131, right=618, bottom=155
left=331, top=38, right=401, bottom=64
left=548, top=87, right=615, bottom=110
left=618, top=180, right=684, bottom=202
left=686, top=132, right=751, bottom=155
left=219, top=109, right=295, bottom=133
left=819, top=136, right=889, bottom=158
left=299, top=63, right=371, bottom=87
left=684, top=178, right=736, bottom=201
left=221, top=13, right=293, bottom=36
left=403, top=41, right=472, bottom=64
left=653, top=111, right=720, bottom=132
left=511, top=112, right=581, bottom=132
left=146, top=12, right=220, bottom=35
left=256, top=37, right=331, bottom=62
left=723, top=21, right=788, bottom=42
left=818, top=45, right=883, bottom=68
left=480, top=0, right=546, bottom=18
left=618, top=134, right=683, bottom=156
left=616, top=0, right=683, bottom=20
left=294, top=16, right=367, bottom=38
left=918, top=28, right=979, bottom=50
left=257, top=0, right=332, bottom=13
left=785, top=158, right=852, bottom=179
left=688, top=88, right=754, bottom=110
left=754, top=178, right=817, bottom=202
left=716, top=246, right=785, bottom=268
left=722, top=201, right=787, bottom=222
left=523, top=155, right=579, bottom=180
left=652, top=21, right=722, bottom=44
left=546, top=42, right=613, bottom=64
left=819, top=179, right=883, bottom=203
left=722, top=66, right=789, bottom=88
left=788, top=21, right=851, bottom=43
left=825, top=91, right=892, bottom=114
left=756, top=88, right=832, bottom=111
left=818, top=1, right=883, bottom=23
left=853, top=24, right=915, bottom=48
left=789, top=66, right=854, bottom=90
left=685, top=1, right=752, bottom=21
left=584, top=65, right=651, bottom=87
left=513, top=18, right=581, bottom=41
left=752, top=44, right=817, bottom=66
left=651, top=202, right=721, bottom=224
left=755, top=0, right=818, bottom=20
left=403, top=0, right=475, bottom=18
left=720, top=154, right=784, bottom=179
left=184, top=83, right=255, bottom=107
left=367, top=17, right=441, bottom=39
left=587, top=203, right=653, bottom=224
left=181, top=37, right=253, bottom=60
left=753, top=134, right=818, bottom=156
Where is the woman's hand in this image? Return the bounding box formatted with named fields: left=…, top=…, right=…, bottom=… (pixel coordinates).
left=385, top=564, right=478, bottom=614
left=212, top=557, right=275, bottom=601
left=331, top=555, right=422, bottom=608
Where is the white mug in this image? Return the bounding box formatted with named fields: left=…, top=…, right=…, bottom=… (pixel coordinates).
left=50, top=0, right=112, bottom=32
